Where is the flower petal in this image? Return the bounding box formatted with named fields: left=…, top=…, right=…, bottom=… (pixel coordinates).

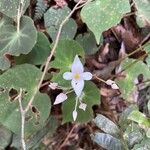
left=72, top=110, right=77, bottom=121
left=63, top=72, right=73, bottom=80
left=53, top=93, right=68, bottom=105
left=71, top=55, right=84, bottom=73
left=71, top=79, right=84, bottom=97
left=81, top=72, right=92, bottom=80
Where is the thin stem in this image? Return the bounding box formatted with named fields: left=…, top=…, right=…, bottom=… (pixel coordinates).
left=120, top=51, right=150, bottom=73
left=119, top=42, right=149, bottom=63
left=74, top=97, right=79, bottom=111
left=76, top=0, right=91, bottom=9
left=65, top=89, right=74, bottom=94
left=24, top=0, right=85, bottom=113
left=93, top=74, right=106, bottom=83
left=18, top=89, right=26, bottom=150
left=17, top=7, right=21, bottom=33
left=57, top=124, right=77, bottom=150
left=17, top=0, right=25, bottom=33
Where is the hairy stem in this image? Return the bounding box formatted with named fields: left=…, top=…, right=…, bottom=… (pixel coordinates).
left=17, top=0, right=25, bottom=33
left=18, top=89, right=26, bottom=150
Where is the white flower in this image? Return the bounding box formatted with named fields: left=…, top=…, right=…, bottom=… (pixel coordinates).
left=63, top=55, right=92, bottom=97
left=53, top=93, right=68, bottom=105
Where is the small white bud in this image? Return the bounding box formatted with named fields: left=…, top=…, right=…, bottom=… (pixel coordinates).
left=54, top=93, right=67, bottom=105
left=106, top=79, right=115, bottom=85
left=111, top=83, right=119, bottom=90
left=49, top=82, right=58, bottom=90
left=79, top=103, right=87, bottom=111
left=72, top=110, right=77, bottom=121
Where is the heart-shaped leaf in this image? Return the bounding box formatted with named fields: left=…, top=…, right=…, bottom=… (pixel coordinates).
left=0, top=64, right=51, bottom=139
left=0, top=0, right=30, bottom=18
left=0, top=16, right=37, bottom=70
left=76, top=31, right=98, bottom=55
left=15, top=32, right=50, bottom=65
left=81, top=0, right=130, bottom=44
left=44, top=6, right=77, bottom=41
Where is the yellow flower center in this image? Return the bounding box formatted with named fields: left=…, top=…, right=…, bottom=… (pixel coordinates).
left=74, top=73, right=80, bottom=80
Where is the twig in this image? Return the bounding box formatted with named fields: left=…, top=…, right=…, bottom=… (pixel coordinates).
left=18, top=88, right=26, bottom=150
left=76, top=0, right=91, bottom=9
left=58, top=124, right=78, bottom=150
left=93, top=74, right=106, bottom=83
left=140, top=33, right=150, bottom=45
left=24, top=0, right=85, bottom=113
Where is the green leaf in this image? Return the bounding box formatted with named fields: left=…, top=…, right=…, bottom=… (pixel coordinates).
left=119, top=105, right=138, bottom=131
left=91, top=132, right=123, bottom=150
left=0, top=16, right=37, bottom=70
left=0, top=64, right=51, bottom=139
left=44, top=6, right=77, bottom=41
left=47, top=19, right=77, bottom=41
left=62, top=81, right=100, bottom=123
left=144, top=43, right=150, bottom=53
left=146, top=56, right=150, bottom=68
left=50, top=40, right=85, bottom=87
left=15, top=32, right=50, bottom=65
left=117, top=59, right=150, bottom=101
left=132, top=138, right=150, bottom=150
left=0, top=0, right=30, bottom=18
left=145, top=43, right=150, bottom=67
left=11, top=116, right=58, bottom=149
left=146, top=128, right=150, bottom=138
left=76, top=31, right=98, bottom=55
left=134, top=0, right=150, bottom=27
left=81, top=0, right=130, bottom=44
left=94, top=114, right=120, bottom=137
left=147, top=100, right=150, bottom=115
left=0, top=125, right=12, bottom=149
left=128, top=130, right=143, bottom=148
left=128, top=110, right=150, bottom=127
